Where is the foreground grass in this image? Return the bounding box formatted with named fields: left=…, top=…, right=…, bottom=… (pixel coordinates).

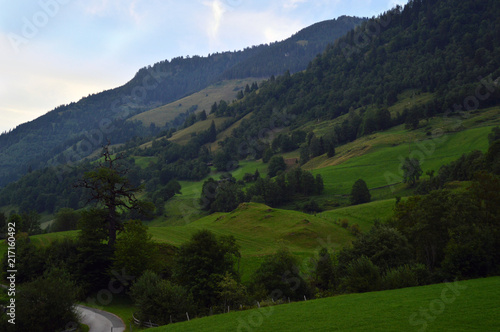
left=149, top=276, right=500, bottom=332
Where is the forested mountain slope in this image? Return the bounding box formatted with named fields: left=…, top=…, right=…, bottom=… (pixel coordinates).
left=0, top=16, right=362, bottom=187
left=206, top=0, right=500, bottom=160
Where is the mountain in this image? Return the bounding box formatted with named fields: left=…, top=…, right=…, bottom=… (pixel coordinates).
left=208, top=0, right=500, bottom=152
left=0, top=16, right=363, bottom=187
left=2, top=0, right=500, bottom=216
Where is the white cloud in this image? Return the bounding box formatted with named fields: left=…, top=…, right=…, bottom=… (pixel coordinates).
left=283, top=0, right=308, bottom=10
left=202, top=0, right=227, bottom=48
left=79, top=0, right=149, bottom=24
left=388, top=0, right=407, bottom=9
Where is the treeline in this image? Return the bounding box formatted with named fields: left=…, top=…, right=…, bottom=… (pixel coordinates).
left=200, top=166, right=324, bottom=212
left=221, top=16, right=365, bottom=79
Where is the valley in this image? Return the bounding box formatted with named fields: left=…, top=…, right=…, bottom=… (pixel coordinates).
left=1, top=0, right=500, bottom=331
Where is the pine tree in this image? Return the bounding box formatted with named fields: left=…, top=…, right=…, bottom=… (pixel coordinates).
left=208, top=120, right=217, bottom=142
left=350, top=179, right=371, bottom=205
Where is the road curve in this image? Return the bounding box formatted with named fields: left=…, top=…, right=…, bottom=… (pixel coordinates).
left=76, top=305, right=126, bottom=332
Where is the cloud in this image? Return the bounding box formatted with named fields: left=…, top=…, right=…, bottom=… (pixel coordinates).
left=202, top=0, right=227, bottom=48
left=283, top=0, right=308, bottom=10
left=80, top=0, right=148, bottom=24
left=388, top=0, right=407, bottom=8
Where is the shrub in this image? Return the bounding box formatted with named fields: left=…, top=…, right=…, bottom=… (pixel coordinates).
left=14, top=269, right=80, bottom=332
left=382, top=264, right=430, bottom=290
left=130, top=270, right=195, bottom=325
left=341, top=256, right=381, bottom=293
left=349, top=224, right=362, bottom=236
left=250, top=247, right=312, bottom=301
left=302, top=199, right=322, bottom=213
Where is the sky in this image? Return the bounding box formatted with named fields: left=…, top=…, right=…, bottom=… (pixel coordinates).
left=0, top=0, right=408, bottom=134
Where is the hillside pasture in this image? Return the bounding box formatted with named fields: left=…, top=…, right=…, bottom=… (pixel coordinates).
left=149, top=276, right=500, bottom=332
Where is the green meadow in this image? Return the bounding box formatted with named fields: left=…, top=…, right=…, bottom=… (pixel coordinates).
left=149, top=276, right=500, bottom=332
left=148, top=202, right=354, bottom=282
left=319, top=198, right=397, bottom=232
left=310, top=125, right=493, bottom=196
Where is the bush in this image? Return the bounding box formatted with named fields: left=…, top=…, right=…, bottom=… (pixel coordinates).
left=14, top=269, right=80, bottom=332
left=349, top=224, right=362, bottom=236
left=51, top=208, right=80, bottom=232
left=302, top=199, right=322, bottom=213
left=341, top=256, right=381, bottom=293
left=250, top=247, right=311, bottom=301
left=382, top=264, right=430, bottom=290
left=130, top=270, right=195, bottom=325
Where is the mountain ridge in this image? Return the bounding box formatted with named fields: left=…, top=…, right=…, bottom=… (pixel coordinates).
left=0, top=16, right=364, bottom=187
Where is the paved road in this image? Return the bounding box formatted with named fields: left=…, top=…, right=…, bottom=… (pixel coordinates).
left=76, top=305, right=126, bottom=332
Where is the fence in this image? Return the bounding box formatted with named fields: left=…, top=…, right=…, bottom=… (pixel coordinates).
left=132, top=313, right=159, bottom=328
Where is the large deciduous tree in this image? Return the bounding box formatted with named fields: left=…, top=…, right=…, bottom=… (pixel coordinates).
left=76, top=144, right=152, bottom=247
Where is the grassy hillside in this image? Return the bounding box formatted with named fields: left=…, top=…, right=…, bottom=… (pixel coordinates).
left=148, top=202, right=353, bottom=282
left=319, top=198, right=397, bottom=232
left=308, top=124, right=496, bottom=196
left=0, top=230, right=79, bottom=257
left=149, top=108, right=499, bottom=226
left=149, top=276, right=500, bottom=331
left=131, top=78, right=263, bottom=127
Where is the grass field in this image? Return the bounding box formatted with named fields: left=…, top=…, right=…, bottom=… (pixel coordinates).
left=156, top=160, right=269, bottom=226
left=168, top=116, right=233, bottom=145
left=309, top=125, right=494, bottom=196
left=319, top=198, right=397, bottom=232
left=148, top=202, right=354, bottom=282
left=0, top=230, right=79, bottom=257
left=131, top=78, right=263, bottom=127
left=149, top=276, right=500, bottom=332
